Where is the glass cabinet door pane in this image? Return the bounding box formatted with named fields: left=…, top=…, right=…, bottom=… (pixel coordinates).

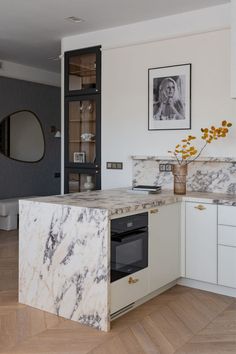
left=68, top=99, right=96, bottom=164
left=68, top=173, right=96, bottom=193
left=69, top=52, right=96, bottom=91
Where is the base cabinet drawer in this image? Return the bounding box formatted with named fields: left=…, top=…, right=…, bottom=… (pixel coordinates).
left=218, top=245, right=236, bottom=288
left=218, top=225, right=236, bottom=247
left=218, top=205, right=236, bottom=226
left=110, top=268, right=149, bottom=314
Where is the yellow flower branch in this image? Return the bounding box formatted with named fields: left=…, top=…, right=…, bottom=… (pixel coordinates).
left=169, top=120, right=232, bottom=165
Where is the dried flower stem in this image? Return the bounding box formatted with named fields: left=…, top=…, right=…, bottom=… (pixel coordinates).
left=185, top=142, right=208, bottom=165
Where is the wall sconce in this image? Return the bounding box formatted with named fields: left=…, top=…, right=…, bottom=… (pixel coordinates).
left=51, top=125, right=61, bottom=138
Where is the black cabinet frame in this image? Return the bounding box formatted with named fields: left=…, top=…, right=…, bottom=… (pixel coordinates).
left=64, top=45, right=101, bottom=97
left=64, top=45, right=102, bottom=193
left=64, top=94, right=101, bottom=169
left=64, top=167, right=101, bottom=194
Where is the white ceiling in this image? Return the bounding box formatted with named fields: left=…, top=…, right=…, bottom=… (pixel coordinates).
left=0, top=0, right=229, bottom=73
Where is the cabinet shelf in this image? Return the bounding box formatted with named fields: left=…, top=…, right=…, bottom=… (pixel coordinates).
left=69, top=120, right=96, bottom=123
left=69, top=140, right=96, bottom=143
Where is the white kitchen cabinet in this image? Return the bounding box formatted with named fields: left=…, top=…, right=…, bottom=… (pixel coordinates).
left=218, top=205, right=236, bottom=288
left=218, top=245, right=236, bottom=288
left=149, top=203, right=180, bottom=293
left=186, top=202, right=217, bottom=284
left=218, top=205, right=236, bottom=226
left=218, top=225, right=236, bottom=247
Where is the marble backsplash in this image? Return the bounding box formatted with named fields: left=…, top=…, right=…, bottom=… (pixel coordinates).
left=132, top=156, right=236, bottom=194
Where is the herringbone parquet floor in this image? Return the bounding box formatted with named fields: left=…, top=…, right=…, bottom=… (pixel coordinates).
left=0, top=230, right=236, bottom=354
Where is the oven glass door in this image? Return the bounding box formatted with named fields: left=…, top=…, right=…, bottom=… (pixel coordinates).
left=111, top=228, right=148, bottom=282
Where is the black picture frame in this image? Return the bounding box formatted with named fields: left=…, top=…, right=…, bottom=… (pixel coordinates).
left=73, top=152, right=86, bottom=163
left=148, top=63, right=191, bottom=131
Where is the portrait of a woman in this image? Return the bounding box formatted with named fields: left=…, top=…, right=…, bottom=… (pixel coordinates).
left=153, top=77, right=185, bottom=121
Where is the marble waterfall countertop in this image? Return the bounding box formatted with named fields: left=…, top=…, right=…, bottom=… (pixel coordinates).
left=26, top=188, right=236, bottom=216
left=19, top=188, right=236, bottom=333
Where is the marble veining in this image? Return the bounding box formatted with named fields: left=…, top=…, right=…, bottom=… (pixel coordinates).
left=19, top=188, right=236, bottom=333
left=132, top=158, right=236, bottom=194
left=24, top=188, right=236, bottom=217
left=19, top=201, right=109, bottom=331
left=131, top=155, right=236, bottom=162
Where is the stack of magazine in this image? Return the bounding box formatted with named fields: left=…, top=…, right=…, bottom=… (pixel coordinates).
left=131, top=185, right=162, bottom=194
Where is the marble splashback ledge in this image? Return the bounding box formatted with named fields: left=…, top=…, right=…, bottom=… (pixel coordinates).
left=132, top=156, right=236, bottom=194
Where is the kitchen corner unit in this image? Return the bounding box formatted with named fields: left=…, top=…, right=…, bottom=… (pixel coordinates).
left=64, top=45, right=101, bottom=193
left=19, top=189, right=236, bottom=332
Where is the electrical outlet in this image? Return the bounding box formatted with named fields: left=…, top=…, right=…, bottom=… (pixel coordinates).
left=166, top=163, right=173, bottom=172
left=159, top=163, right=173, bottom=172
left=159, top=164, right=166, bottom=172
left=106, top=162, right=123, bottom=170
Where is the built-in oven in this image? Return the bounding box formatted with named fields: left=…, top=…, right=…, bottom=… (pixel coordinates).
left=111, top=212, right=148, bottom=283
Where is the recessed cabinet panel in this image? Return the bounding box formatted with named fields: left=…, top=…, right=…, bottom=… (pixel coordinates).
left=218, top=205, right=236, bottom=227
left=218, top=245, right=236, bottom=288
left=186, top=202, right=217, bottom=284
left=218, top=225, right=236, bottom=247
left=149, top=203, right=180, bottom=293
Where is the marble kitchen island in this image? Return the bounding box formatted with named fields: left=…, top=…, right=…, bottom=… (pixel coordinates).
left=19, top=188, right=236, bottom=331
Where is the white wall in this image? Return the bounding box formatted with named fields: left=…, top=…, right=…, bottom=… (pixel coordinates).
left=0, top=60, right=60, bottom=87
left=62, top=3, right=236, bottom=191
left=62, top=4, right=230, bottom=52
left=231, top=0, right=236, bottom=97
left=102, top=29, right=236, bottom=189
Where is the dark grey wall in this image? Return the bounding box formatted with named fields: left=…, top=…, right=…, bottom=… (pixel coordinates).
left=0, top=76, right=61, bottom=199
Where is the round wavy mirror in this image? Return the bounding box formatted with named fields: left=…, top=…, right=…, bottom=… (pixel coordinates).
left=0, top=110, right=45, bottom=162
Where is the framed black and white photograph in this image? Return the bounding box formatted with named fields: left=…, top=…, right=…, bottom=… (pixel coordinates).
left=148, top=64, right=191, bottom=130
left=73, top=152, right=86, bottom=163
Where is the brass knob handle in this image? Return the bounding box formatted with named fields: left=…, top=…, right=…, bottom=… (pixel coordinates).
left=194, top=204, right=206, bottom=210
left=150, top=208, right=159, bottom=214
left=128, top=276, right=139, bottom=284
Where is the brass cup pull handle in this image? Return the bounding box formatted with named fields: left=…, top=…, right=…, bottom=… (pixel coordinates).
left=150, top=208, right=159, bottom=214
left=128, top=276, right=139, bottom=284
left=194, top=204, right=206, bottom=211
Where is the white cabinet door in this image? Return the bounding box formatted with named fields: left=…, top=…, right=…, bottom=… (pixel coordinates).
left=186, top=202, right=217, bottom=284
left=149, top=203, right=180, bottom=293
left=218, top=245, right=236, bottom=288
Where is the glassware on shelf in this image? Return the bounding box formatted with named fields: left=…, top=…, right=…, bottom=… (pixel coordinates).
left=80, top=133, right=95, bottom=142
left=83, top=175, right=95, bottom=191
left=79, top=101, right=94, bottom=113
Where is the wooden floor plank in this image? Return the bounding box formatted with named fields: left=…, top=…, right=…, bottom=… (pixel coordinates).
left=139, top=316, right=175, bottom=354
left=0, top=230, right=236, bottom=354
left=130, top=322, right=160, bottom=354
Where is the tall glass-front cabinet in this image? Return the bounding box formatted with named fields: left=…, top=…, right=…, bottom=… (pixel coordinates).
left=64, top=46, right=101, bottom=193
